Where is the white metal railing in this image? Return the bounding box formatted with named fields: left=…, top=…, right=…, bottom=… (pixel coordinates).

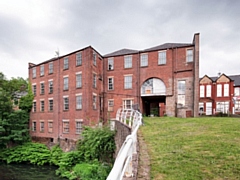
left=107, top=108, right=142, bottom=180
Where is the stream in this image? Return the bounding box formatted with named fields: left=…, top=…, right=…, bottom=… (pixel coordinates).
left=0, top=163, right=67, bottom=180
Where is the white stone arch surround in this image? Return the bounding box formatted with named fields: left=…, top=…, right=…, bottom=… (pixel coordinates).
left=141, top=78, right=166, bottom=96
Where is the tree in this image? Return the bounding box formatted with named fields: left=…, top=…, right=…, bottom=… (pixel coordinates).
left=19, top=80, right=34, bottom=113
left=0, top=72, right=31, bottom=148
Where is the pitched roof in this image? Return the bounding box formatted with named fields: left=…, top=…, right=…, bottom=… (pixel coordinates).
left=201, top=74, right=240, bottom=86
left=104, top=48, right=138, bottom=57
left=142, top=43, right=193, bottom=52
left=229, top=75, right=240, bottom=86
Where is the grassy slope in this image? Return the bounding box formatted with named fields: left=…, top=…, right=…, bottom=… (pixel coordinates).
left=140, top=117, right=240, bottom=180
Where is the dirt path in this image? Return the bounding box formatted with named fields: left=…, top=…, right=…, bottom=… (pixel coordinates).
left=137, top=130, right=151, bottom=180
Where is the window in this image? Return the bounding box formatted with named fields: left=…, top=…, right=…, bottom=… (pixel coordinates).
left=40, top=121, right=44, bottom=132
left=49, top=62, right=53, bottom=74
left=186, top=49, right=193, bottom=62
left=32, top=121, right=36, bottom=131
left=199, top=102, right=204, bottom=114
left=93, top=94, right=97, bottom=110
left=124, top=75, right=132, bottom=89
left=40, top=82, right=45, bottom=95
left=206, top=102, right=212, bottom=115
left=217, top=84, right=222, bottom=97
left=49, top=80, right=53, bottom=94
left=216, top=101, right=229, bottom=113
left=93, top=52, right=97, bottom=66
left=123, top=99, right=133, bottom=109
left=235, top=87, right=240, bottom=96
left=64, top=57, right=69, bottom=70
left=140, top=54, right=148, bottom=67
left=206, top=85, right=211, bottom=97
left=32, top=67, right=36, bottom=78
left=158, top=51, right=166, bottom=65
left=33, top=101, right=36, bottom=112
left=124, top=56, right=132, bottom=68
left=63, top=77, right=69, bottom=90
left=108, top=100, right=114, bottom=111
left=108, top=77, right=114, bottom=90
left=63, top=120, right=69, bottom=133
left=178, top=80, right=186, bottom=106
left=108, top=58, right=114, bottom=70
left=48, top=121, right=53, bottom=133
left=234, top=100, right=240, bottom=112
left=76, top=95, right=82, bottom=110
left=63, top=97, right=69, bottom=110
left=40, top=100, right=44, bottom=112
left=75, top=120, right=83, bottom=134
left=93, top=73, right=97, bottom=88
left=40, top=65, right=44, bottom=76
left=76, top=73, right=82, bottom=88
left=33, top=84, right=36, bottom=96
left=200, top=85, right=205, bottom=98
left=76, top=52, right=82, bottom=66
left=224, top=84, right=229, bottom=97
left=48, top=99, right=53, bottom=111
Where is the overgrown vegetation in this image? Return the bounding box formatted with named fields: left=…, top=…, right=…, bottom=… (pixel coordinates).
left=0, top=72, right=116, bottom=179
left=56, top=127, right=115, bottom=179
left=141, top=116, right=240, bottom=180
left=0, top=72, right=32, bottom=148
left=0, top=127, right=115, bottom=180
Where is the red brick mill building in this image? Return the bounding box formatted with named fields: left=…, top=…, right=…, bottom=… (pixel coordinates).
left=28, top=33, right=200, bottom=147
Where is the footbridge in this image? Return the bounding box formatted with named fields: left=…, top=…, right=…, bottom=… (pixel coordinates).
left=107, top=108, right=142, bottom=180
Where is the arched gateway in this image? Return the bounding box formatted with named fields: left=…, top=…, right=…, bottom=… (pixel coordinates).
left=141, top=78, right=166, bottom=116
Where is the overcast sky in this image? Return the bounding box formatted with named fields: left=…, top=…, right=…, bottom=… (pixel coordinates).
left=0, top=0, right=239, bottom=79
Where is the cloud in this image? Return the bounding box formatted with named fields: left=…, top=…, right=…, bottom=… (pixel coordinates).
left=0, top=0, right=239, bottom=78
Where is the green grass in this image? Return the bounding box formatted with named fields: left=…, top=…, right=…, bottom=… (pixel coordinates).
left=140, top=117, right=240, bottom=180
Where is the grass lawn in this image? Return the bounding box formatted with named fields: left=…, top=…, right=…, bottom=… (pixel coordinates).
left=140, top=117, right=240, bottom=180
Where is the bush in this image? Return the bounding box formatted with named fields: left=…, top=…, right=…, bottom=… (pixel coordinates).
left=77, top=126, right=115, bottom=163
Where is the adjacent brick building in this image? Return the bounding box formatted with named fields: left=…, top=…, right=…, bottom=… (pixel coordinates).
left=29, top=33, right=200, bottom=144
left=199, top=73, right=240, bottom=115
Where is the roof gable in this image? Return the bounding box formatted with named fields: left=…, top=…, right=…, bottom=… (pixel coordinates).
left=216, top=73, right=231, bottom=83
left=200, top=75, right=213, bottom=84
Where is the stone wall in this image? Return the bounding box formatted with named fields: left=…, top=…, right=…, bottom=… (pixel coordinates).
left=31, top=136, right=77, bottom=152
left=113, top=120, right=132, bottom=157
